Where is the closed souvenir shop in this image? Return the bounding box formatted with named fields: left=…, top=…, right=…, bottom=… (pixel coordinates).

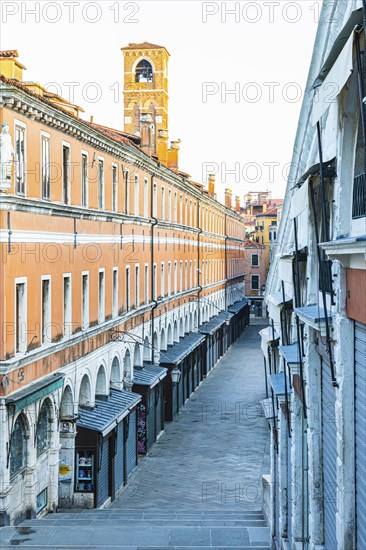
left=75, top=389, right=141, bottom=508
left=161, top=332, right=205, bottom=421
left=321, top=356, right=337, bottom=550
left=132, top=364, right=167, bottom=454
left=125, top=409, right=137, bottom=478
left=355, top=321, right=366, bottom=550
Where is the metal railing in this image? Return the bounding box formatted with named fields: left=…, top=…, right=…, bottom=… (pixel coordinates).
left=352, top=172, right=366, bottom=219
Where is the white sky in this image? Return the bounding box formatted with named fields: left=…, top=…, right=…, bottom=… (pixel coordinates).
left=1, top=0, right=321, bottom=203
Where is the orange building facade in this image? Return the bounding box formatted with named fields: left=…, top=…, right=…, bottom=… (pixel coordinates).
left=0, top=47, right=247, bottom=525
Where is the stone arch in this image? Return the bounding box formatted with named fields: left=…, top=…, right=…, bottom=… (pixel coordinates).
left=110, top=356, right=121, bottom=388
left=79, top=374, right=92, bottom=407
left=60, top=385, right=74, bottom=419
left=123, top=349, right=132, bottom=379
left=131, top=56, right=156, bottom=75
left=9, top=412, right=29, bottom=477
left=193, top=310, right=198, bottom=330
left=133, top=343, right=143, bottom=367
left=96, top=365, right=108, bottom=396
left=179, top=317, right=184, bottom=337
left=189, top=312, right=193, bottom=331
left=173, top=320, right=179, bottom=341
left=167, top=323, right=173, bottom=345
left=185, top=315, right=189, bottom=334
left=143, top=336, right=151, bottom=362
left=160, top=327, right=167, bottom=351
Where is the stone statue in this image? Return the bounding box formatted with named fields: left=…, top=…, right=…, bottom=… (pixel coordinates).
left=0, top=123, right=14, bottom=191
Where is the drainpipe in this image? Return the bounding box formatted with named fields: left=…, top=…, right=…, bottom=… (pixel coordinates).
left=197, top=201, right=202, bottom=327
left=150, top=175, right=158, bottom=363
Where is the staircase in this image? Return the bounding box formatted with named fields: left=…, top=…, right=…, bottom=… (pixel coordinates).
left=0, top=509, right=271, bottom=548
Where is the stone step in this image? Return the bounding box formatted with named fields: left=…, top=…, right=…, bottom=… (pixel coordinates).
left=0, top=524, right=271, bottom=548
left=20, top=517, right=268, bottom=527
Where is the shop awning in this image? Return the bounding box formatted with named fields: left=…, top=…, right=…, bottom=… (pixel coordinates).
left=295, top=305, right=332, bottom=325
left=77, top=389, right=141, bottom=437
left=228, top=298, right=249, bottom=314
left=266, top=291, right=292, bottom=308
left=260, top=397, right=277, bottom=420
left=290, top=181, right=309, bottom=220
left=278, top=256, right=294, bottom=284
left=268, top=372, right=290, bottom=397
left=266, top=292, right=293, bottom=326
left=5, top=372, right=64, bottom=412
left=200, top=311, right=230, bottom=336
left=279, top=343, right=301, bottom=366
left=159, top=332, right=205, bottom=366
left=259, top=326, right=280, bottom=358
left=132, top=364, right=167, bottom=388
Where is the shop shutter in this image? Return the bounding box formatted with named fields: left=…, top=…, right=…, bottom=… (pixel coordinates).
left=287, top=434, right=292, bottom=544
left=156, top=384, right=163, bottom=435
left=126, top=410, right=137, bottom=477
left=321, top=358, right=337, bottom=550
left=97, top=437, right=109, bottom=508
left=147, top=388, right=156, bottom=451
left=172, top=381, right=178, bottom=417
left=355, top=321, right=366, bottom=550
left=114, top=422, right=124, bottom=493
left=274, top=444, right=280, bottom=547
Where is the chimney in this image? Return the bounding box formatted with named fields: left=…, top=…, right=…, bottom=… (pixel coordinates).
left=157, top=129, right=168, bottom=166
left=140, top=113, right=153, bottom=157
left=225, top=188, right=232, bottom=209
left=90, top=115, right=94, bottom=124
left=0, top=50, right=26, bottom=81
left=167, top=140, right=180, bottom=172
left=208, top=174, right=216, bottom=197
left=235, top=196, right=240, bottom=212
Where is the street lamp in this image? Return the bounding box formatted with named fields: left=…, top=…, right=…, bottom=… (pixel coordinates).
left=171, top=366, right=181, bottom=385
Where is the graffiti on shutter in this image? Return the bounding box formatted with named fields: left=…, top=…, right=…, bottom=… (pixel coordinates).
left=355, top=322, right=366, bottom=550
left=97, top=438, right=109, bottom=508
left=126, top=410, right=137, bottom=477
left=115, top=422, right=124, bottom=493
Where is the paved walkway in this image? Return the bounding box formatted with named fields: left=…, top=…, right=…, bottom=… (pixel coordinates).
left=0, top=323, right=271, bottom=548
left=113, top=322, right=270, bottom=511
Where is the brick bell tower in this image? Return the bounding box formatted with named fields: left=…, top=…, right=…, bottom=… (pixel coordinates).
left=122, top=42, right=169, bottom=157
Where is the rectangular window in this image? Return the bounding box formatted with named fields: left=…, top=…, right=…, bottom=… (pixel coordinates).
left=98, top=270, right=105, bottom=323
left=112, top=164, right=118, bottom=212
left=251, top=254, right=259, bottom=267
left=125, top=170, right=130, bottom=214
left=161, top=263, right=165, bottom=298
left=41, top=134, right=50, bottom=199
left=134, top=174, right=139, bottom=216
left=81, top=153, right=88, bottom=207
left=180, top=195, right=183, bottom=223
left=185, top=198, right=188, bottom=225
left=15, top=124, right=26, bottom=195
left=82, top=273, right=89, bottom=329
left=153, top=263, right=157, bottom=300
left=36, top=488, right=48, bottom=514
left=179, top=261, right=183, bottom=292
left=135, top=265, right=140, bottom=307
left=168, top=262, right=171, bottom=297
left=161, top=187, right=165, bottom=220
left=63, top=275, right=71, bottom=338
left=153, top=183, right=157, bottom=217
left=168, top=189, right=172, bottom=222
left=144, top=265, right=149, bottom=304
left=174, top=191, right=177, bottom=222
left=144, top=178, right=149, bottom=218
left=174, top=261, right=177, bottom=294
left=126, top=267, right=130, bottom=311
left=190, top=261, right=193, bottom=289
left=251, top=275, right=260, bottom=290
left=62, top=144, right=70, bottom=204
left=194, top=260, right=197, bottom=287
left=15, top=281, right=26, bottom=353
left=98, top=159, right=104, bottom=209
left=112, top=268, right=118, bottom=318
left=41, top=278, right=51, bottom=344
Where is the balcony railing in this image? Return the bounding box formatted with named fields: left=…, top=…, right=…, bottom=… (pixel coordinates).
left=352, top=172, right=366, bottom=219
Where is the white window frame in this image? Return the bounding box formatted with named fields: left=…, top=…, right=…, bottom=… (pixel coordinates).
left=125, top=169, right=130, bottom=214
left=112, top=163, right=118, bottom=212
left=41, top=275, right=51, bottom=345
left=82, top=271, right=89, bottom=330
left=168, top=261, right=172, bottom=297
left=41, top=130, right=51, bottom=200
left=251, top=253, right=259, bottom=267
left=144, top=178, right=149, bottom=218
left=251, top=274, right=260, bottom=290
left=81, top=150, right=89, bottom=208
left=14, top=119, right=27, bottom=196
left=174, top=191, right=178, bottom=222
left=62, top=140, right=71, bottom=205
left=14, top=277, right=27, bottom=354
left=98, top=157, right=105, bottom=209
left=168, top=189, right=172, bottom=222
left=135, top=264, right=140, bottom=307
left=153, top=263, right=157, bottom=300
left=179, top=260, right=183, bottom=292
left=161, top=186, right=165, bottom=220
left=98, top=269, right=105, bottom=324
left=144, top=264, right=149, bottom=304
left=161, top=262, right=165, bottom=298
left=174, top=261, right=177, bottom=294
left=63, top=273, right=72, bottom=339
left=112, top=267, right=118, bottom=318
left=134, top=174, right=139, bottom=216
left=153, top=183, right=158, bottom=217
left=126, top=266, right=131, bottom=311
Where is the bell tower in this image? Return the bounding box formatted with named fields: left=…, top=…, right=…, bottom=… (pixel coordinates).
left=122, top=42, right=169, bottom=156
